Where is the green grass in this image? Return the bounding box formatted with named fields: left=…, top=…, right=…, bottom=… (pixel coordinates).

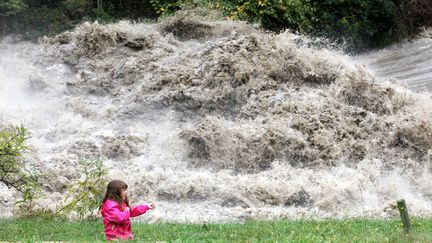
left=1, top=218, right=431, bottom=242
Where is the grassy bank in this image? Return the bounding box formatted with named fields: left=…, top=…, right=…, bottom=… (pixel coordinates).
left=1, top=218, right=432, bottom=242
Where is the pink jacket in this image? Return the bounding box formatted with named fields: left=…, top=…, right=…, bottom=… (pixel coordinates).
left=101, top=199, right=151, bottom=241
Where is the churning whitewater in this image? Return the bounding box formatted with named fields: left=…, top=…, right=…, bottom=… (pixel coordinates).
left=1, top=12, right=432, bottom=222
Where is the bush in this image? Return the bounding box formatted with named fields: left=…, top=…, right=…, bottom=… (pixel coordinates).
left=55, top=158, right=108, bottom=218
left=0, top=126, right=42, bottom=213
left=1, top=126, right=33, bottom=191
left=0, top=0, right=27, bottom=16
left=206, top=0, right=399, bottom=52
left=0, top=125, right=108, bottom=218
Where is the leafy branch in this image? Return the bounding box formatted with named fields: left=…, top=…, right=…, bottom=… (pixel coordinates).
left=0, top=126, right=42, bottom=213
left=55, top=158, right=108, bottom=218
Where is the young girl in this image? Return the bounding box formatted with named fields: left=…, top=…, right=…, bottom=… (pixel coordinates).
left=100, top=179, right=156, bottom=241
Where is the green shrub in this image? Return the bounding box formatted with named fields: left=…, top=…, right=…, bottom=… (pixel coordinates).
left=0, top=125, right=108, bottom=218
left=0, top=126, right=42, bottom=213
left=56, top=158, right=108, bottom=218
left=0, top=0, right=27, bottom=16
left=206, top=0, right=400, bottom=52
left=1, top=126, right=33, bottom=191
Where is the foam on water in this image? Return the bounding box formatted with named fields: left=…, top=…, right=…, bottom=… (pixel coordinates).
left=1, top=13, right=432, bottom=222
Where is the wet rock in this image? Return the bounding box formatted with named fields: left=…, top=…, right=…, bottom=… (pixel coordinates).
left=160, top=16, right=214, bottom=41
left=124, top=37, right=154, bottom=50
left=284, top=189, right=314, bottom=207
left=101, top=135, right=147, bottom=160
left=221, top=196, right=250, bottom=208
left=43, top=176, right=70, bottom=192
left=29, top=75, right=48, bottom=91
left=67, top=140, right=99, bottom=159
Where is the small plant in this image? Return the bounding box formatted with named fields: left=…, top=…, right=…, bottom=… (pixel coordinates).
left=0, top=126, right=43, bottom=213
left=56, top=158, right=108, bottom=218
left=1, top=126, right=108, bottom=218
left=15, top=175, right=44, bottom=215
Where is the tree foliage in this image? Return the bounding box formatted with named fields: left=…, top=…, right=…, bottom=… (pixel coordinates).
left=0, top=126, right=32, bottom=191
left=202, top=0, right=399, bottom=51
left=110, top=0, right=432, bottom=52
left=0, top=126, right=42, bottom=212
left=1, top=1, right=431, bottom=56
left=0, top=0, right=27, bottom=16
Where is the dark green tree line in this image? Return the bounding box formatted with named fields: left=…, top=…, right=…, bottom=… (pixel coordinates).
left=1, top=0, right=431, bottom=51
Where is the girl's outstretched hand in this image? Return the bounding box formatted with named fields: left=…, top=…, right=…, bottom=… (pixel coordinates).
left=149, top=203, right=156, bottom=209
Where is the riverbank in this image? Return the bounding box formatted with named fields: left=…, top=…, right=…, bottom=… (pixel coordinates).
left=1, top=218, right=432, bottom=241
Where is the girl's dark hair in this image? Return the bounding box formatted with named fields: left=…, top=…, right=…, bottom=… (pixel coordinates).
left=101, top=179, right=130, bottom=209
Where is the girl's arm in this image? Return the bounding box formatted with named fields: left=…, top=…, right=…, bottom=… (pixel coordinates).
left=104, top=202, right=130, bottom=223
left=130, top=204, right=151, bottom=217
